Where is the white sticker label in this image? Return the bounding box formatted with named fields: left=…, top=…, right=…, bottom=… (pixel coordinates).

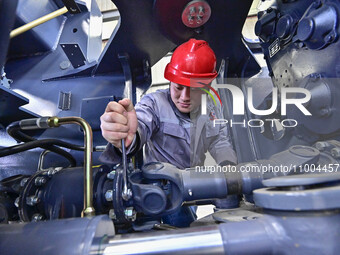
left=269, top=38, right=280, bottom=58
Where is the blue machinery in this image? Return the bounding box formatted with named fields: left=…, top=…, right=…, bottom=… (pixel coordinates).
left=0, top=0, right=340, bottom=254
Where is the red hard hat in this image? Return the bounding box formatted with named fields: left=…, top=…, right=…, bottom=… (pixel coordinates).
left=164, top=39, right=217, bottom=87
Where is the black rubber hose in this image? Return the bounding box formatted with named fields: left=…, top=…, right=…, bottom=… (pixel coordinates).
left=7, top=121, right=32, bottom=143
left=0, top=139, right=76, bottom=167
left=0, top=139, right=83, bottom=156
left=6, top=121, right=85, bottom=150
left=6, top=122, right=77, bottom=167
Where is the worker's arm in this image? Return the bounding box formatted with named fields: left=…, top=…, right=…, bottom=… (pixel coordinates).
left=100, top=98, right=138, bottom=149
left=100, top=95, right=160, bottom=164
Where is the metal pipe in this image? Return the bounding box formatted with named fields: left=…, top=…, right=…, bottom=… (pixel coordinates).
left=48, top=116, right=95, bottom=217
left=96, top=225, right=224, bottom=255
left=10, top=6, right=68, bottom=39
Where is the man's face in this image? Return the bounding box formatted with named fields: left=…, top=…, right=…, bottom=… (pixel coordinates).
left=170, top=82, right=205, bottom=113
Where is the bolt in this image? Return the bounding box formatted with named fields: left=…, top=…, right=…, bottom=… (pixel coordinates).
left=35, top=177, right=46, bottom=186
left=109, top=209, right=116, bottom=220
left=124, top=207, right=136, bottom=221
left=309, top=73, right=321, bottom=81
left=189, top=6, right=196, bottom=16
left=20, top=178, right=29, bottom=187
left=188, top=15, right=194, bottom=25
left=26, top=196, right=40, bottom=206
left=47, top=167, right=62, bottom=177
left=315, top=141, right=329, bottom=151
left=196, top=15, right=203, bottom=24
left=31, top=214, right=43, bottom=222
left=198, top=6, right=204, bottom=17
left=105, top=190, right=113, bottom=201
left=59, top=60, right=71, bottom=70
left=297, top=42, right=304, bottom=48
left=122, top=188, right=132, bottom=201
left=107, top=171, right=116, bottom=180
left=331, top=148, right=340, bottom=159
left=47, top=169, right=55, bottom=177
left=326, top=35, right=334, bottom=43
left=124, top=209, right=133, bottom=217
left=188, top=189, right=193, bottom=196
left=14, top=197, right=19, bottom=208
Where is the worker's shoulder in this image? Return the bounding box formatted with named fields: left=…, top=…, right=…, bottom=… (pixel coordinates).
left=139, top=88, right=170, bottom=106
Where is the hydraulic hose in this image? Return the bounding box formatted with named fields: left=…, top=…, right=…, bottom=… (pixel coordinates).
left=6, top=121, right=85, bottom=150
left=6, top=117, right=95, bottom=217
left=6, top=122, right=76, bottom=167
left=0, top=139, right=79, bottom=167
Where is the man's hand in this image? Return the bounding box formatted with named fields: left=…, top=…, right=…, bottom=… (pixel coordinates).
left=100, top=99, right=138, bottom=149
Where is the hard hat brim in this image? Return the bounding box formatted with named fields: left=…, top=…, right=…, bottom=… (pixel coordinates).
left=164, top=64, right=218, bottom=87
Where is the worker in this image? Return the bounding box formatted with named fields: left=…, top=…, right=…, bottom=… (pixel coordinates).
left=100, top=38, right=237, bottom=227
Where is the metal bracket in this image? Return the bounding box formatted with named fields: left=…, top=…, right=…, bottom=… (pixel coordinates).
left=1, top=67, right=12, bottom=89
left=61, top=0, right=81, bottom=14
left=60, top=44, right=86, bottom=68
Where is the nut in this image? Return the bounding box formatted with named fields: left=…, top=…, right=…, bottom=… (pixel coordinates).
left=105, top=190, right=113, bottom=202
left=331, top=148, right=340, bottom=159
left=20, top=178, right=29, bottom=187
left=124, top=207, right=136, bottom=221
left=107, top=171, right=116, bottom=180
left=26, top=196, right=40, bottom=206
left=109, top=209, right=116, bottom=220
left=315, top=141, right=329, bottom=151
left=35, top=177, right=46, bottom=186
left=31, top=214, right=43, bottom=222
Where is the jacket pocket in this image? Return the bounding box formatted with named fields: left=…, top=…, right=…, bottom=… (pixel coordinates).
left=163, top=122, right=186, bottom=139
left=161, top=122, right=188, bottom=156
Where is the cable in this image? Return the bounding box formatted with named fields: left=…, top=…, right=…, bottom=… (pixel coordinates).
left=6, top=121, right=85, bottom=150
left=0, top=139, right=76, bottom=167
left=6, top=122, right=77, bottom=167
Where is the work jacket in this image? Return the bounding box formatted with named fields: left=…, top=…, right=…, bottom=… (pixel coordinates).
left=100, top=89, right=237, bottom=169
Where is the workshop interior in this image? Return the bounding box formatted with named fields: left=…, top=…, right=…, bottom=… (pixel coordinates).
left=0, top=0, right=340, bottom=254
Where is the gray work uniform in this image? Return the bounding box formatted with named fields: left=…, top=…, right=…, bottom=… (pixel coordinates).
left=100, top=89, right=237, bottom=169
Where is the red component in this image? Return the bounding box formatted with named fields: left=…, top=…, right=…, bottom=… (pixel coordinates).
left=164, top=38, right=217, bottom=87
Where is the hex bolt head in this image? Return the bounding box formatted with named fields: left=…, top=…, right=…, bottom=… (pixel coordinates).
left=331, top=148, right=340, bottom=159
left=26, top=196, right=40, bottom=206
left=189, top=6, right=196, bottom=15
left=188, top=189, right=193, bottom=196
left=315, top=141, right=329, bottom=151
left=105, top=190, right=113, bottom=202
left=198, top=6, right=204, bottom=17
left=31, top=214, right=43, bottom=222
left=35, top=177, right=46, bottom=186
left=109, top=209, right=116, bottom=220
left=20, top=178, right=29, bottom=187
left=196, top=15, right=203, bottom=24
left=107, top=171, right=116, bottom=180
left=124, top=207, right=136, bottom=221
left=188, top=15, right=194, bottom=25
